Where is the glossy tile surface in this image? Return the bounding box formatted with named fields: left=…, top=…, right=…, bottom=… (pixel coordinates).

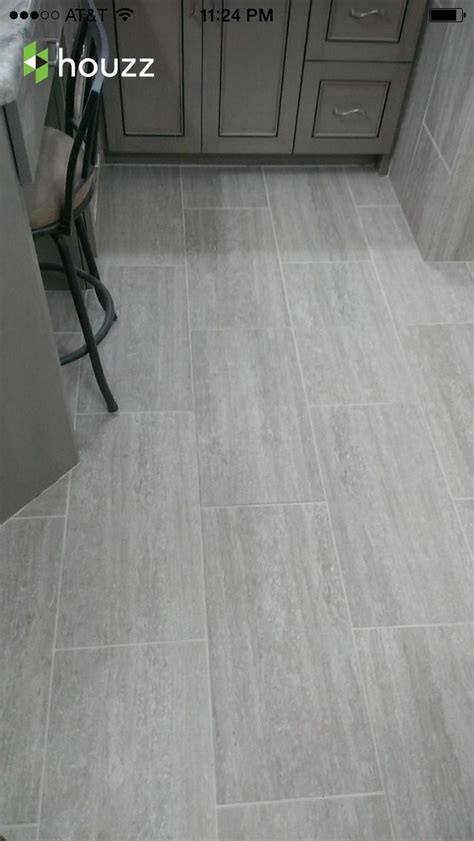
left=285, top=261, right=411, bottom=405
left=185, top=209, right=288, bottom=329
left=39, top=643, right=216, bottom=841
left=360, top=206, right=474, bottom=325
left=404, top=323, right=473, bottom=498
left=192, top=329, right=323, bottom=505
left=182, top=166, right=267, bottom=208
left=98, top=166, right=184, bottom=265
left=58, top=413, right=205, bottom=646
left=313, top=404, right=472, bottom=626
left=345, top=167, right=398, bottom=206
left=264, top=168, right=368, bottom=262
left=78, top=266, right=192, bottom=412
left=0, top=519, right=63, bottom=824
left=357, top=626, right=474, bottom=841
left=202, top=504, right=379, bottom=803
left=217, top=795, right=392, bottom=841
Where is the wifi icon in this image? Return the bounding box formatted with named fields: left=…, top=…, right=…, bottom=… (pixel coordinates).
left=116, top=7, right=134, bottom=22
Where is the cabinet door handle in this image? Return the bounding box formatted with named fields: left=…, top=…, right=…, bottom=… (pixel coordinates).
left=333, top=107, right=367, bottom=117
left=350, top=8, right=385, bottom=18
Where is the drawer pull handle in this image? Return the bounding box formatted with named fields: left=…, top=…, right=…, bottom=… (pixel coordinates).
left=333, top=107, right=367, bottom=117
left=350, top=7, right=385, bottom=17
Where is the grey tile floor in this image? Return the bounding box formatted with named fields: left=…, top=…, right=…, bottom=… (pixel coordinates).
left=1, top=165, right=473, bottom=841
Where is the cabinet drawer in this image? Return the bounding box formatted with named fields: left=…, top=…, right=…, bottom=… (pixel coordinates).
left=294, top=61, right=410, bottom=154
left=306, top=0, right=425, bottom=61
left=314, top=81, right=388, bottom=137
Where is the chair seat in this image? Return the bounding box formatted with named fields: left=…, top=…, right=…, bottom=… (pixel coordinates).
left=24, top=127, right=94, bottom=231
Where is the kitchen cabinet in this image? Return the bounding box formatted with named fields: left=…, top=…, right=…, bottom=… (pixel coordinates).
left=202, top=0, right=310, bottom=153
left=103, top=0, right=425, bottom=162
left=103, top=0, right=202, bottom=153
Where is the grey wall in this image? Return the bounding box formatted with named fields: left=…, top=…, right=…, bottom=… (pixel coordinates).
left=389, top=6, right=473, bottom=261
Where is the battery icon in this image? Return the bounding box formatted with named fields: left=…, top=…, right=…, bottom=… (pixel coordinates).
left=429, top=7, right=465, bottom=20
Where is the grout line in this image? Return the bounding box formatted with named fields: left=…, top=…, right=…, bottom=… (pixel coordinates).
left=201, top=500, right=326, bottom=511
left=189, top=326, right=293, bottom=334
left=352, top=203, right=400, bottom=209
left=264, top=168, right=397, bottom=841
left=452, top=497, right=474, bottom=502
left=354, top=621, right=474, bottom=633
left=184, top=206, right=269, bottom=211
left=403, top=321, right=474, bottom=328
left=35, top=468, right=73, bottom=840
left=309, top=402, right=397, bottom=409
left=75, top=409, right=194, bottom=416
left=0, top=825, right=38, bottom=830
left=179, top=166, right=220, bottom=841
left=280, top=259, right=373, bottom=266
left=422, top=120, right=452, bottom=176
left=12, top=514, right=66, bottom=521
left=55, top=638, right=207, bottom=653
left=216, top=790, right=386, bottom=809
left=346, top=170, right=474, bottom=562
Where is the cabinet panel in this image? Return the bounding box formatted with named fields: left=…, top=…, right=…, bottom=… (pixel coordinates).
left=203, top=0, right=310, bottom=153
left=306, top=0, right=426, bottom=61
left=103, top=0, right=202, bottom=153
left=294, top=62, right=410, bottom=154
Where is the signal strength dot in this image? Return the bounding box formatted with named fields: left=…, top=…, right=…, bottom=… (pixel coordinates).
left=116, top=7, right=134, bottom=22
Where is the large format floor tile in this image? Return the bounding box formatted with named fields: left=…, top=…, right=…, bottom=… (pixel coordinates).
left=217, top=795, right=391, bottom=841
left=185, top=209, right=288, bottom=329
left=345, top=167, right=398, bottom=207
left=456, top=499, right=474, bottom=555
left=313, top=404, right=472, bottom=627
left=404, top=323, right=473, bottom=498
left=357, top=626, right=474, bottom=841
left=360, top=207, right=474, bottom=326
left=182, top=166, right=267, bottom=209
left=285, top=262, right=411, bottom=405
left=202, top=504, right=379, bottom=803
left=39, top=643, right=216, bottom=841
left=57, top=413, right=205, bottom=647
left=97, top=166, right=184, bottom=265
left=264, top=168, right=368, bottom=262
left=78, top=266, right=192, bottom=412
left=192, top=329, right=323, bottom=506
left=0, top=519, right=63, bottom=824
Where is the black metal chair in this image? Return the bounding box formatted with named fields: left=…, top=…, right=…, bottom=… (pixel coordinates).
left=24, top=0, right=118, bottom=412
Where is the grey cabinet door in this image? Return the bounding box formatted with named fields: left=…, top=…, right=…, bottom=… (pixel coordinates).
left=103, top=0, right=202, bottom=154
left=202, top=1, right=310, bottom=153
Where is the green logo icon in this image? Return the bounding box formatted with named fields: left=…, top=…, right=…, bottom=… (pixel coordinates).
left=24, top=41, right=49, bottom=84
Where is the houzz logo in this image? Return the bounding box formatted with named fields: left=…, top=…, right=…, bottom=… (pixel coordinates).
left=23, top=41, right=155, bottom=85
left=24, top=41, right=49, bottom=84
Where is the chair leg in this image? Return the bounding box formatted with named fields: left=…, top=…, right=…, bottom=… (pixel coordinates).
left=75, top=214, right=117, bottom=320
left=53, top=232, right=118, bottom=413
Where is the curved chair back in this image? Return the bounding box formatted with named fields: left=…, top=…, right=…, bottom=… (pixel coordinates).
left=62, top=0, right=109, bottom=232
